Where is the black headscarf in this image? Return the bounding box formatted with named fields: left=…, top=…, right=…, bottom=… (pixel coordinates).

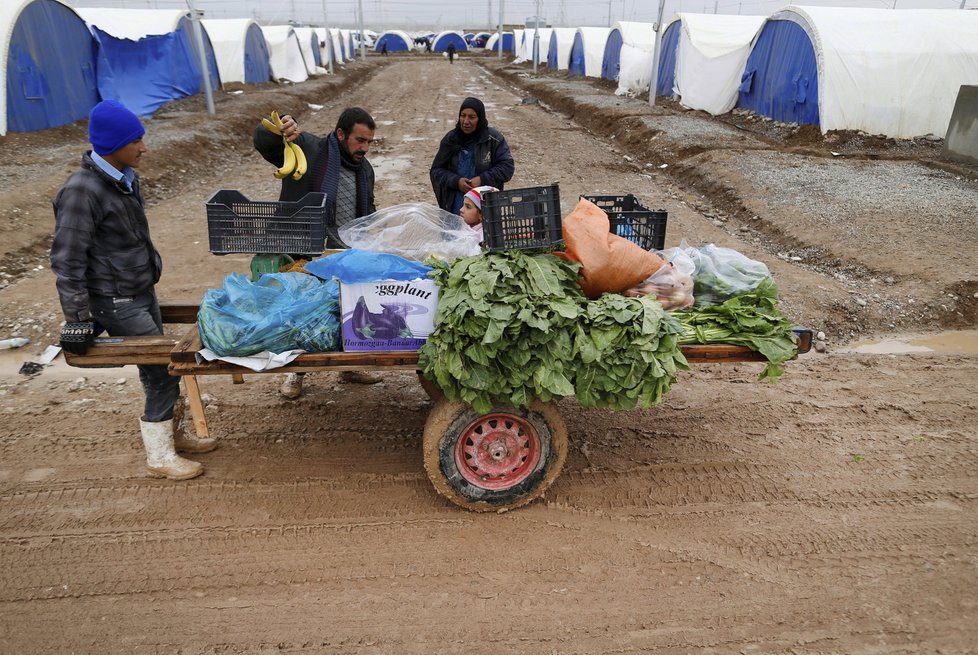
left=454, top=97, right=489, bottom=146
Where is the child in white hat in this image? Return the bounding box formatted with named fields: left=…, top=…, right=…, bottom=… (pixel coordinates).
left=460, top=185, right=498, bottom=244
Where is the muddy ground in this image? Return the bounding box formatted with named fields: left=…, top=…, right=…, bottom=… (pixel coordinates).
left=0, top=53, right=976, bottom=653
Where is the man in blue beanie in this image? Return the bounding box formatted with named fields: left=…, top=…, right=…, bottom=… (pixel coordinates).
left=50, top=99, right=216, bottom=481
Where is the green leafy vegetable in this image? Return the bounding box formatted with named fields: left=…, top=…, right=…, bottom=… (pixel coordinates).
left=418, top=252, right=586, bottom=414
left=573, top=295, right=689, bottom=410
left=419, top=252, right=689, bottom=414
left=676, top=277, right=798, bottom=382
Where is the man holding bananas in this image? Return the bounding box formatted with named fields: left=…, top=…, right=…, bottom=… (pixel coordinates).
left=254, top=106, right=381, bottom=398
left=51, top=100, right=217, bottom=480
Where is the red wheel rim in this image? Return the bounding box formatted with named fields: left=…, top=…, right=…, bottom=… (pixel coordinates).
left=455, top=413, right=542, bottom=490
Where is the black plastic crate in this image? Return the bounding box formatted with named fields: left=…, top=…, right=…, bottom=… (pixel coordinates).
left=582, top=194, right=668, bottom=251
left=205, top=190, right=329, bottom=255
left=482, top=183, right=563, bottom=252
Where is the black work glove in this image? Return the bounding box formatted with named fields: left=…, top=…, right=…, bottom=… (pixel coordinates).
left=60, top=321, right=96, bottom=355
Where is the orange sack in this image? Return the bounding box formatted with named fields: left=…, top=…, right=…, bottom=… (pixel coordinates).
left=558, top=198, right=665, bottom=299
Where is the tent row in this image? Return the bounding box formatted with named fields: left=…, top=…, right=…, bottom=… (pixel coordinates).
left=506, top=6, right=978, bottom=139
left=1, top=0, right=365, bottom=135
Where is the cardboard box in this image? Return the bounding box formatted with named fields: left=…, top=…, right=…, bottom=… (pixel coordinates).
left=339, top=278, right=439, bottom=351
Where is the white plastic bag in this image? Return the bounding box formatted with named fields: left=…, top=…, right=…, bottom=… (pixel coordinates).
left=338, top=202, right=481, bottom=262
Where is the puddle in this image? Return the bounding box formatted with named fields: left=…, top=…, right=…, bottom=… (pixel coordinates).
left=842, top=329, right=978, bottom=355
left=401, top=135, right=426, bottom=142
left=368, top=154, right=413, bottom=181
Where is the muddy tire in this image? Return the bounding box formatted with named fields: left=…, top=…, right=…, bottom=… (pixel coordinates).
left=422, top=399, right=568, bottom=512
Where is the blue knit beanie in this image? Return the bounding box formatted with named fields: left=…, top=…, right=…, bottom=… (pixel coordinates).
left=88, top=100, right=145, bottom=155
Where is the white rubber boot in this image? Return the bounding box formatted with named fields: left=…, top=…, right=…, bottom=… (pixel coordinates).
left=140, top=419, right=203, bottom=480
left=171, top=397, right=218, bottom=454
left=280, top=372, right=303, bottom=399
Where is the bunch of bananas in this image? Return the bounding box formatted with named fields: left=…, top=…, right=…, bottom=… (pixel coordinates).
left=262, top=110, right=307, bottom=181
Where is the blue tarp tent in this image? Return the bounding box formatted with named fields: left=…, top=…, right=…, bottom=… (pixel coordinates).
left=2, top=0, right=98, bottom=135
left=656, top=18, right=681, bottom=96
left=601, top=22, right=655, bottom=82
left=568, top=27, right=610, bottom=78
left=737, top=14, right=818, bottom=127
left=547, top=28, right=575, bottom=69
left=738, top=6, right=978, bottom=137
left=200, top=18, right=272, bottom=85
left=488, top=32, right=515, bottom=54
left=433, top=31, right=467, bottom=52
left=77, top=8, right=220, bottom=117
left=374, top=31, right=411, bottom=53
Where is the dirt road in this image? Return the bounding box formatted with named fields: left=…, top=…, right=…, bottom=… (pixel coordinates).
left=1, top=55, right=976, bottom=652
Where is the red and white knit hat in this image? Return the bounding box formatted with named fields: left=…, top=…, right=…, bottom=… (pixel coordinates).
left=463, top=185, right=499, bottom=211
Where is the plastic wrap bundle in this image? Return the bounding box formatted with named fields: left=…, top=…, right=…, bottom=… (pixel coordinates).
left=198, top=272, right=341, bottom=356
left=682, top=242, right=772, bottom=307
left=338, top=202, right=481, bottom=262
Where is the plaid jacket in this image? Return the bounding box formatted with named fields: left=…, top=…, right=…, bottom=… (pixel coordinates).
left=51, top=153, right=162, bottom=322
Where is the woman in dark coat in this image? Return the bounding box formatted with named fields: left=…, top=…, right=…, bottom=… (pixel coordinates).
left=429, top=97, right=515, bottom=214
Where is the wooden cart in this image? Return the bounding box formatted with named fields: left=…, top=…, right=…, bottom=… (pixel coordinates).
left=66, top=303, right=812, bottom=512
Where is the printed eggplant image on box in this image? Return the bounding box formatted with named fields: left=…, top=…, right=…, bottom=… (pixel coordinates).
left=339, top=278, right=439, bottom=351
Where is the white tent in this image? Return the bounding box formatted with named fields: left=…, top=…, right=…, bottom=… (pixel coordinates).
left=513, top=29, right=525, bottom=60
left=675, top=13, right=766, bottom=115
left=293, top=26, right=323, bottom=75
left=339, top=28, right=354, bottom=59
left=261, top=25, right=308, bottom=83
left=526, top=28, right=553, bottom=65
left=328, top=27, right=345, bottom=64
left=610, top=21, right=657, bottom=96
left=569, top=27, right=612, bottom=77
left=547, top=28, right=576, bottom=69
left=200, top=18, right=271, bottom=85
left=774, top=6, right=978, bottom=137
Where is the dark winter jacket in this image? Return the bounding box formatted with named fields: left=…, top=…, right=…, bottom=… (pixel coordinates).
left=51, top=152, right=162, bottom=322
left=253, top=124, right=375, bottom=213
left=429, top=127, right=515, bottom=212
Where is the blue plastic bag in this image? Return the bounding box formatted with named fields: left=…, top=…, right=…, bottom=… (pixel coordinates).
left=198, top=273, right=341, bottom=356
left=303, top=248, right=433, bottom=283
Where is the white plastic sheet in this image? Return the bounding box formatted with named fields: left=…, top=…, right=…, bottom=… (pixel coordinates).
left=675, top=13, right=766, bottom=116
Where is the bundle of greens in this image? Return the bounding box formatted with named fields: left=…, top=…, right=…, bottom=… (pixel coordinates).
left=573, top=295, right=688, bottom=410
left=418, top=252, right=586, bottom=414
left=677, top=277, right=798, bottom=382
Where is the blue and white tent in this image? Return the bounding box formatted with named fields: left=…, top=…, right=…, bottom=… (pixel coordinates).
left=739, top=6, right=978, bottom=137
left=76, top=8, right=221, bottom=117
left=374, top=30, right=412, bottom=52
left=656, top=17, right=682, bottom=96
left=486, top=32, right=515, bottom=54
left=601, top=21, right=655, bottom=82
left=547, top=28, right=576, bottom=69
left=675, top=13, right=766, bottom=115
left=200, top=18, right=272, bottom=85
left=525, top=28, right=553, bottom=66
left=568, top=27, right=611, bottom=78
left=260, top=25, right=309, bottom=83
left=432, top=31, right=467, bottom=52
left=2, top=0, right=98, bottom=135
left=293, top=26, right=323, bottom=73
left=328, top=28, right=345, bottom=64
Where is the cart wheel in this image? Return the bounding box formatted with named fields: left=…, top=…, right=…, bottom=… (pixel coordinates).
left=422, top=399, right=568, bottom=512
left=416, top=371, right=445, bottom=402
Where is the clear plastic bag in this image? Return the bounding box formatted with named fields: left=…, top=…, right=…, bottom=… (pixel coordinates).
left=680, top=241, right=771, bottom=307
left=338, top=202, right=481, bottom=262
left=198, top=273, right=341, bottom=356
left=624, top=261, right=695, bottom=310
